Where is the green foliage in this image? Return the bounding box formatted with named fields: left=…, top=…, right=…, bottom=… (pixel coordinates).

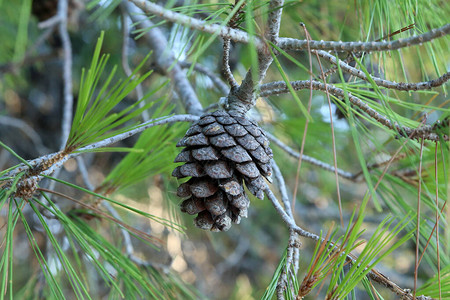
left=102, top=101, right=187, bottom=192
left=66, top=32, right=157, bottom=150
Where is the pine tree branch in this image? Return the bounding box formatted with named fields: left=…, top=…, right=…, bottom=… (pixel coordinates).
left=123, top=1, right=203, bottom=116
left=58, top=0, right=74, bottom=150
left=264, top=183, right=433, bottom=300
left=272, top=161, right=300, bottom=298
left=222, top=37, right=239, bottom=89
left=260, top=80, right=447, bottom=141
left=2, top=115, right=200, bottom=180
left=178, top=61, right=229, bottom=95
left=229, top=0, right=285, bottom=113
left=126, top=0, right=450, bottom=54
left=127, top=0, right=266, bottom=49
left=315, top=50, right=450, bottom=90
left=266, top=132, right=356, bottom=180
left=278, top=24, right=450, bottom=52
left=0, top=116, right=49, bottom=154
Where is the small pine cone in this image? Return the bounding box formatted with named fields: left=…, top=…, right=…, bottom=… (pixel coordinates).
left=172, top=110, right=273, bottom=231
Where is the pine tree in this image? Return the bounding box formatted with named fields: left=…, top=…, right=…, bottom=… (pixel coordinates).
left=0, top=0, right=448, bottom=299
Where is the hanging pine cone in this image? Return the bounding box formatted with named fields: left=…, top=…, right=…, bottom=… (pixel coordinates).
left=172, top=110, right=273, bottom=232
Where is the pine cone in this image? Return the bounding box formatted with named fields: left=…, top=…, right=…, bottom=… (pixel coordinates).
left=172, top=110, right=273, bottom=231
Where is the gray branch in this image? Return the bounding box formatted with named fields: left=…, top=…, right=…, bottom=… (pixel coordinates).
left=316, top=50, right=450, bottom=90
left=228, top=0, right=285, bottom=114
left=178, top=61, right=229, bottom=95
left=278, top=24, right=450, bottom=52
left=58, top=0, right=73, bottom=149
left=124, top=1, right=203, bottom=116
left=266, top=132, right=355, bottom=180
left=2, top=115, right=200, bottom=179
left=126, top=0, right=449, bottom=54
left=260, top=80, right=447, bottom=141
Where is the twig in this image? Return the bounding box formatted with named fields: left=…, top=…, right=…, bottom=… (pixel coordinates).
left=0, top=116, right=49, bottom=154
left=0, top=26, right=57, bottom=74
left=120, top=8, right=150, bottom=122
left=58, top=0, right=73, bottom=149
left=222, top=37, right=239, bottom=89
left=228, top=0, right=285, bottom=114
left=124, top=1, right=203, bottom=116
left=128, top=0, right=266, bottom=50
left=278, top=24, right=450, bottom=52
left=264, top=182, right=431, bottom=300
left=277, top=229, right=298, bottom=299
left=178, top=61, right=229, bottom=95
left=271, top=160, right=294, bottom=219
left=126, top=0, right=450, bottom=53
left=266, top=132, right=356, bottom=180
left=2, top=114, right=200, bottom=179
left=264, top=186, right=319, bottom=241
left=38, top=15, right=62, bottom=29
left=315, top=50, right=450, bottom=90
left=260, top=80, right=447, bottom=141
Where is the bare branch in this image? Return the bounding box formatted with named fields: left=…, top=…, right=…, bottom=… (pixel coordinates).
left=127, top=0, right=266, bottom=49
left=260, top=80, right=448, bottom=141
left=278, top=24, right=450, bottom=52
left=228, top=0, right=285, bottom=114
left=125, top=0, right=450, bottom=55
left=316, top=50, right=450, bottom=90
left=178, top=61, right=229, bottom=95
left=2, top=115, right=200, bottom=179
left=124, top=1, right=203, bottom=116
left=222, top=37, right=239, bottom=89
left=58, top=0, right=73, bottom=149
left=266, top=132, right=356, bottom=180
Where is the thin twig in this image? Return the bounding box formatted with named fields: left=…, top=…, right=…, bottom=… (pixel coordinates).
left=277, top=24, right=450, bottom=52
left=124, top=1, right=203, bottom=116
left=260, top=80, right=447, bottom=141
left=126, top=0, right=450, bottom=53
left=266, top=132, right=356, bottom=180
left=316, top=50, right=450, bottom=90
left=58, top=0, right=73, bottom=149
left=222, top=37, right=239, bottom=89
left=38, top=15, right=62, bottom=29
left=0, top=116, right=49, bottom=154
left=178, top=61, right=229, bottom=95
left=2, top=114, right=200, bottom=179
